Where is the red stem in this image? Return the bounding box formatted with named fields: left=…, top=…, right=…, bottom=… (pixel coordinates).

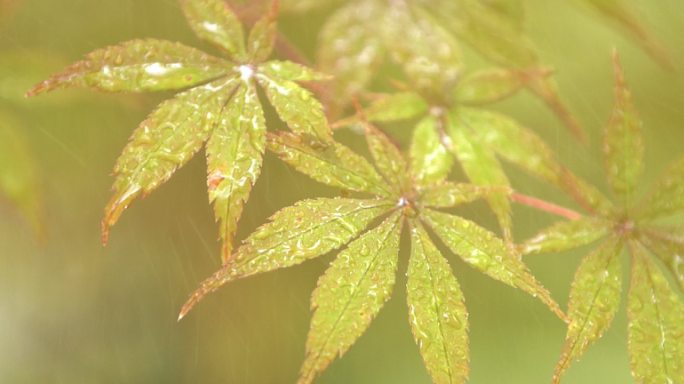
left=511, top=192, right=583, bottom=220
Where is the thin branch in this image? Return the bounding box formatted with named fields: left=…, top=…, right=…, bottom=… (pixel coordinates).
left=511, top=192, right=583, bottom=220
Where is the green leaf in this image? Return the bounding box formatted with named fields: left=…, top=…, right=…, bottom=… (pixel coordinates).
left=421, top=209, right=567, bottom=321
left=384, top=4, right=463, bottom=100
left=627, top=241, right=684, bottom=384
left=521, top=217, right=613, bottom=255
left=317, top=0, right=387, bottom=116
left=526, top=77, right=587, bottom=142
left=25, top=39, right=232, bottom=95
left=407, top=219, right=469, bottom=384
left=206, top=81, right=266, bottom=263
left=255, top=72, right=332, bottom=141
left=569, top=0, right=673, bottom=67
left=258, top=60, right=331, bottom=82
left=637, top=155, right=684, bottom=220
left=559, top=168, right=616, bottom=217
left=179, top=0, right=246, bottom=60
left=455, top=107, right=563, bottom=185
left=638, top=228, right=684, bottom=293
left=419, top=183, right=491, bottom=209
left=447, top=109, right=512, bottom=240
left=179, top=198, right=395, bottom=318
left=246, top=0, right=279, bottom=63
left=552, top=237, right=623, bottom=384
left=299, top=212, right=403, bottom=384
left=362, top=122, right=410, bottom=194
left=266, top=132, right=394, bottom=197
left=333, top=92, right=428, bottom=128
left=0, top=108, right=45, bottom=238
left=603, top=52, right=643, bottom=209
left=454, top=67, right=552, bottom=106
left=102, top=75, right=240, bottom=244
left=410, top=116, right=453, bottom=187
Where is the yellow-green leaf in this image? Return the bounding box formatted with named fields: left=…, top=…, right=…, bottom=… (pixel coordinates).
left=25, top=39, right=232, bottom=95
left=256, top=73, right=332, bottom=141
left=454, top=67, right=552, bottom=106
left=447, top=109, right=512, bottom=240
left=637, top=155, right=684, bottom=220
left=407, top=219, right=469, bottom=384
left=410, top=115, right=453, bottom=187
left=521, top=217, right=613, bottom=255
left=627, top=241, right=684, bottom=384
left=455, top=107, right=563, bottom=185
left=247, top=0, right=279, bottom=63
left=259, top=60, right=331, bottom=82
left=179, top=0, right=246, bottom=60
left=638, top=227, right=684, bottom=293
left=362, top=122, right=410, bottom=194
left=206, top=80, right=266, bottom=263
left=603, top=52, right=643, bottom=209
left=419, top=183, right=490, bottom=209
left=102, top=75, right=240, bottom=244
left=266, top=132, right=394, bottom=197
left=299, top=212, right=403, bottom=384
left=317, top=0, right=387, bottom=117
left=179, top=198, right=395, bottom=318
left=421, top=209, right=566, bottom=321
left=333, top=92, right=428, bottom=128
left=552, top=237, right=623, bottom=384
left=559, top=168, right=616, bottom=217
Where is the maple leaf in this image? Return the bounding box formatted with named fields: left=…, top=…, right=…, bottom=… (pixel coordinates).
left=520, top=52, right=684, bottom=384
left=25, top=0, right=333, bottom=263
left=333, top=66, right=569, bottom=243
left=318, top=0, right=585, bottom=140
left=179, top=119, right=567, bottom=384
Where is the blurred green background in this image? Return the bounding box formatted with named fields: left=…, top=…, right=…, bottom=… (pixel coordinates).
left=1, top=0, right=683, bottom=383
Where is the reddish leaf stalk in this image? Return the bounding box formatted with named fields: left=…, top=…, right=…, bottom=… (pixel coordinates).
left=511, top=192, right=583, bottom=220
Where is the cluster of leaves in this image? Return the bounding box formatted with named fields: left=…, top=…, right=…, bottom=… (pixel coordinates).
left=520, top=53, right=684, bottom=384
left=23, top=0, right=684, bottom=383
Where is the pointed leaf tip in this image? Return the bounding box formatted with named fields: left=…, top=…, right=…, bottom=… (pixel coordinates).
left=247, top=0, right=280, bottom=63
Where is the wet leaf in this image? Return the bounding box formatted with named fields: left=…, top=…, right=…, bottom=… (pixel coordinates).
left=246, top=0, right=279, bottom=63
left=421, top=209, right=567, bottom=321
left=407, top=219, right=469, bottom=384
left=317, top=0, right=387, bottom=117
left=179, top=198, right=394, bottom=318
left=552, top=237, right=623, bottom=384
left=638, top=229, right=684, bottom=293
left=521, top=217, right=613, bottom=255
left=627, top=241, right=684, bottom=384
left=570, top=0, right=673, bottom=67
left=206, top=81, right=266, bottom=263
left=266, top=131, right=394, bottom=197
left=454, top=67, right=552, bottom=106
left=384, top=4, right=463, bottom=100
left=256, top=72, right=332, bottom=141
left=333, top=92, right=428, bottom=128
left=102, top=76, right=240, bottom=244
left=455, top=107, right=563, bottom=185
left=362, top=122, right=410, bottom=194
left=410, top=116, right=453, bottom=187
left=179, top=0, right=246, bottom=60
left=25, top=39, right=232, bottom=95
left=299, top=212, right=403, bottom=384
left=447, top=109, right=512, bottom=240
left=0, top=108, right=45, bottom=238
left=559, top=168, right=616, bottom=217
left=258, top=60, right=331, bottom=82
left=636, top=155, right=684, bottom=220
left=419, top=183, right=491, bottom=209
left=603, top=52, right=643, bottom=209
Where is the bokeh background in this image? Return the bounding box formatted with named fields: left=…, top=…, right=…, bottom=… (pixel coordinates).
left=1, top=0, right=684, bottom=383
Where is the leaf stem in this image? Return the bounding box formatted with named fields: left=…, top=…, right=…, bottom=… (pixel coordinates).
left=511, top=192, right=583, bottom=220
